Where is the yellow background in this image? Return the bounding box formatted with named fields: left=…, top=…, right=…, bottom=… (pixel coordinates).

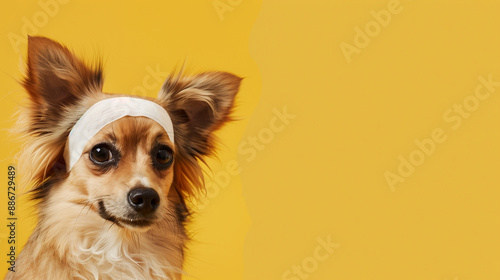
left=1, top=1, right=500, bottom=280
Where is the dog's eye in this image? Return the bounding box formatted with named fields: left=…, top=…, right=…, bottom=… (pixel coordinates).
left=152, top=146, right=173, bottom=168
left=90, top=145, right=113, bottom=163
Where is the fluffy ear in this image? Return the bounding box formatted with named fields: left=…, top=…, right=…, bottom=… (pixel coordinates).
left=24, top=36, right=103, bottom=116
left=157, top=71, right=242, bottom=197
left=17, top=36, right=103, bottom=190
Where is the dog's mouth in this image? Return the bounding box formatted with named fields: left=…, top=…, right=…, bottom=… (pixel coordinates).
left=98, top=200, right=155, bottom=228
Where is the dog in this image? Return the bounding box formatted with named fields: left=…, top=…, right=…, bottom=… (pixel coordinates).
left=6, top=36, right=241, bottom=280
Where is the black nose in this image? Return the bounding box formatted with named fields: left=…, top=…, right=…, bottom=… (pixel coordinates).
left=127, top=187, right=160, bottom=214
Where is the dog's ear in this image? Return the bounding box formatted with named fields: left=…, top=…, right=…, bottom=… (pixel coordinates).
left=24, top=36, right=103, bottom=115
left=159, top=71, right=241, bottom=155
left=17, top=36, right=103, bottom=191
left=157, top=71, right=242, bottom=196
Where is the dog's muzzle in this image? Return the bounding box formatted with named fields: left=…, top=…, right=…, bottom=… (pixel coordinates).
left=97, top=187, right=160, bottom=228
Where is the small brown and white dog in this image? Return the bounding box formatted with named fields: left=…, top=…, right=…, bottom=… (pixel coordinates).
left=6, top=36, right=241, bottom=280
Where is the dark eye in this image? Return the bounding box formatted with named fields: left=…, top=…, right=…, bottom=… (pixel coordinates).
left=153, top=146, right=173, bottom=168
left=90, top=145, right=113, bottom=164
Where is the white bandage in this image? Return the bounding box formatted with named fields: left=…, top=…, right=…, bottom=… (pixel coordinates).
left=63, top=97, right=174, bottom=171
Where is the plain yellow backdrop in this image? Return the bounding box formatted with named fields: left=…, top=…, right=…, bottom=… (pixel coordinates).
left=1, top=1, right=500, bottom=280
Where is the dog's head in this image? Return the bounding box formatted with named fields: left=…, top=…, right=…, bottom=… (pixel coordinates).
left=18, top=36, right=241, bottom=231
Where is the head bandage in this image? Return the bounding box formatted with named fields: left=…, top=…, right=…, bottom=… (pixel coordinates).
left=63, top=97, right=174, bottom=171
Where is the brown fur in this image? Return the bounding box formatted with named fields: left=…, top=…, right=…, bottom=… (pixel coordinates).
left=7, top=36, right=241, bottom=280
